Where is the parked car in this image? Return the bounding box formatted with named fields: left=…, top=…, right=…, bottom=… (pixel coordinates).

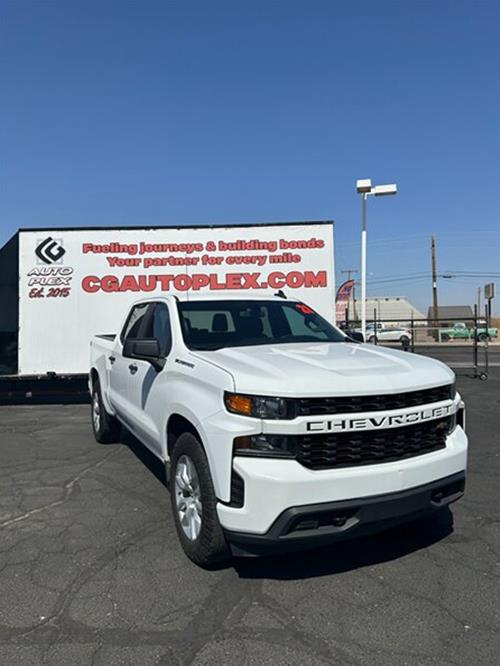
left=355, top=322, right=412, bottom=345
left=90, top=295, right=467, bottom=566
left=439, top=322, right=498, bottom=342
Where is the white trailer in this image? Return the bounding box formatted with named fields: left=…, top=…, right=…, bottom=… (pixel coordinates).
left=0, top=221, right=335, bottom=379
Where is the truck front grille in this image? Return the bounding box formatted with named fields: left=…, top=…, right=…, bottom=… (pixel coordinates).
left=296, top=417, right=450, bottom=470
left=296, top=384, right=454, bottom=416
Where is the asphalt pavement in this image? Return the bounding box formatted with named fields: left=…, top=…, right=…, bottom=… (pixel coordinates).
left=1, top=370, right=499, bottom=665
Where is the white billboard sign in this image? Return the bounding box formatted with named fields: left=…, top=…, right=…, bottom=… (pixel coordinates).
left=18, top=223, right=335, bottom=375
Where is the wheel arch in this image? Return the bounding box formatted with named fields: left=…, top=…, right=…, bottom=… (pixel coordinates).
left=89, top=367, right=115, bottom=415
left=89, top=367, right=99, bottom=392
left=164, top=411, right=231, bottom=501
left=167, top=413, right=204, bottom=460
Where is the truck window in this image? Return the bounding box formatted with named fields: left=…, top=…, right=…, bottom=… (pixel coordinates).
left=120, top=303, right=150, bottom=343
left=182, top=309, right=236, bottom=333
left=178, top=300, right=346, bottom=350
left=282, top=305, right=330, bottom=340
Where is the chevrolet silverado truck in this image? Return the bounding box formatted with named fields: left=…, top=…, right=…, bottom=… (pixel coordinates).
left=439, top=322, right=498, bottom=342
left=89, top=295, right=467, bottom=566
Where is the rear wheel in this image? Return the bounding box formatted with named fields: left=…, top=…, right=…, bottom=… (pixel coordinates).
left=368, top=335, right=377, bottom=344
left=170, top=432, right=229, bottom=567
left=91, top=379, right=121, bottom=443
left=441, top=333, right=450, bottom=342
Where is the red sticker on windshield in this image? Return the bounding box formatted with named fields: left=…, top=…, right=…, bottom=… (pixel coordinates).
left=296, top=303, right=315, bottom=315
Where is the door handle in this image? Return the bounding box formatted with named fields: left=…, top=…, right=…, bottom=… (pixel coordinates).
left=109, top=356, right=116, bottom=365
left=128, top=363, right=138, bottom=375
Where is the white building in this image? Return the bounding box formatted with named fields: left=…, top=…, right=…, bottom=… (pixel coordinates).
left=352, top=296, right=424, bottom=324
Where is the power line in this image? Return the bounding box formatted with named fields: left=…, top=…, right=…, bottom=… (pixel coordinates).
left=362, top=270, right=500, bottom=284
left=436, top=270, right=498, bottom=276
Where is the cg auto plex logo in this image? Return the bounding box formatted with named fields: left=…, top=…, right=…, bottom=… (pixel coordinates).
left=35, top=236, right=66, bottom=265
left=28, top=237, right=74, bottom=288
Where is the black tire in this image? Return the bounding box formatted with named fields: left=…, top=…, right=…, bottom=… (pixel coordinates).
left=368, top=335, right=377, bottom=344
left=441, top=333, right=450, bottom=342
left=169, top=432, right=229, bottom=567
left=91, top=378, right=121, bottom=443
left=478, top=332, right=488, bottom=342
left=400, top=335, right=410, bottom=345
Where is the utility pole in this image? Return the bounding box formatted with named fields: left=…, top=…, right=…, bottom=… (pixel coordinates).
left=341, top=269, right=358, bottom=281
left=341, top=269, right=358, bottom=320
left=431, top=236, right=439, bottom=320
left=477, top=287, right=481, bottom=315
left=431, top=235, right=439, bottom=339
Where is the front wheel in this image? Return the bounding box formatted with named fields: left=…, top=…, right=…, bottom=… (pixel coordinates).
left=477, top=332, right=488, bottom=342
left=170, top=432, right=229, bottom=567
left=368, top=335, right=377, bottom=344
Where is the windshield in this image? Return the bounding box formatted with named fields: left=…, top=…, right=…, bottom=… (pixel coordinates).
left=177, top=300, right=347, bottom=350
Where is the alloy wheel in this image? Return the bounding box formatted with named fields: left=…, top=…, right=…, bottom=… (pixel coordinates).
left=92, top=392, right=101, bottom=432
left=175, top=455, right=202, bottom=540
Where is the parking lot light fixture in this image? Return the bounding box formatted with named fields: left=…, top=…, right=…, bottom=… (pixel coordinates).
left=356, top=179, right=372, bottom=194
left=356, top=179, right=398, bottom=339
left=372, top=184, right=397, bottom=196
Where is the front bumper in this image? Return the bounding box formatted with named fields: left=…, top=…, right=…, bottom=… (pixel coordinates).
left=217, top=426, right=468, bottom=535
left=225, top=471, right=465, bottom=555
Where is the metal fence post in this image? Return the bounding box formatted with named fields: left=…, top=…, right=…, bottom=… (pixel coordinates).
left=411, top=312, right=415, bottom=353
left=484, top=304, right=489, bottom=379
left=473, top=305, right=478, bottom=378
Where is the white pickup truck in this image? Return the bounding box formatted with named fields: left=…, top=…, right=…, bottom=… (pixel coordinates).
left=89, top=295, right=467, bottom=566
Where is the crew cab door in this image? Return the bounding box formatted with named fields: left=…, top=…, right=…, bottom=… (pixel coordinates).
left=126, top=302, right=173, bottom=457
left=108, top=302, right=151, bottom=424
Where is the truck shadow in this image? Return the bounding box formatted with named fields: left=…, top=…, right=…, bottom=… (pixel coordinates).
left=233, top=508, right=453, bottom=580
left=123, top=428, right=168, bottom=486
left=122, top=429, right=456, bottom=580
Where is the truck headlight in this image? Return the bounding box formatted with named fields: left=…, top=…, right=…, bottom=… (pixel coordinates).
left=448, top=401, right=465, bottom=434
left=224, top=392, right=295, bottom=419
left=456, top=401, right=465, bottom=431
left=233, top=434, right=297, bottom=457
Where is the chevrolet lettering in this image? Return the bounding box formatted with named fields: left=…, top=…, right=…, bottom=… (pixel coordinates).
left=306, top=404, right=455, bottom=432
left=89, top=295, right=468, bottom=566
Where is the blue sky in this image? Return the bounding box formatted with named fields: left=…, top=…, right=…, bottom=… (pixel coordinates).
left=1, top=0, right=499, bottom=313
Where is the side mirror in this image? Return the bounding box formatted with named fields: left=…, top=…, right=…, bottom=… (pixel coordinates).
left=123, top=337, right=165, bottom=370
left=348, top=331, right=364, bottom=343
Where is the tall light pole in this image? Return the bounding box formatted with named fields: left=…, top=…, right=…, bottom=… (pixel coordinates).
left=356, top=179, right=398, bottom=339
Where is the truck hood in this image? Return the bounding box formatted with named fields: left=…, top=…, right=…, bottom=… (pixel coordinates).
left=193, top=342, right=454, bottom=397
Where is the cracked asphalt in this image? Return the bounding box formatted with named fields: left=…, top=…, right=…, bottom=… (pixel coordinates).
left=1, top=370, right=499, bottom=665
